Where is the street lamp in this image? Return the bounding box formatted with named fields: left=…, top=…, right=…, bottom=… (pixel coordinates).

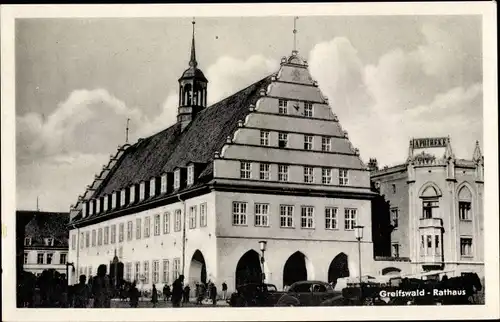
left=259, top=241, right=267, bottom=284
left=354, top=225, right=364, bottom=287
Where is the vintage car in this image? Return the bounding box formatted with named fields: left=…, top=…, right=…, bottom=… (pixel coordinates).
left=275, top=281, right=341, bottom=306
left=227, top=283, right=281, bottom=307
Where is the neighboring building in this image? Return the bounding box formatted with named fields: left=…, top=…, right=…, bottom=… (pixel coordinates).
left=67, top=23, right=377, bottom=292
left=18, top=211, right=69, bottom=276
left=370, top=137, right=484, bottom=277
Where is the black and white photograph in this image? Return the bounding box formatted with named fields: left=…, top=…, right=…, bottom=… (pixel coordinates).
left=1, top=2, right=498, bottom=321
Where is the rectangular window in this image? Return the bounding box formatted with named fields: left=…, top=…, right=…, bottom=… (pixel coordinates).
left=460, top=238, right=473, bottom=256
left=304, top=167, right=314, bottom=183
left=127, top=221, right=133, bottom=241
left=278, top=164, right=289, bottom=182
left=339, top=169, right=349, bottom=186
left=130, top=186, right=136, bottom=204
left=304, top=102, right=313, bottom=117
left=304, top=135, right=313, bottom=150
left=104, top=196, right=109, bottom=211
left=391, top=208, right=399, bottom=228
left=144, top=216, right=151, bottom=238
left=150, top=178, right=156, bottom=197
left=111, top=192, right=117, bottom=209
left=174, top=169, right=180, bottom=190
left=44, top=238, right=54, bottom=246
left=59, top=253, right=67, bottom=265
left=143, top=261, right=150, bottom=284
left=88, top=266, right=93, bottom=278
left=259, top=163, right=271, bottom=180
left=189, top=206, right=197, bottom=229
left=278, top=99, right=288, bottom=114
left=174, top=210, right=182, bottom=232
left=280, top=205, right=294, bottom=228
left=111, top=225, right=116, bottom=244
left=173, top=258, right=181, bottom=279
left=321, top=168, right=332, bottom=184
left=200, top=203, right=207, bottom=227
left=163, top=212, right=170, bottom=234
left=325, top=207, right=338, bottom=229
left=161, top=175, right=167, bottom=193
left=125, top=262, right=132, bottom=281
left=435, top=235, right=441, bottom=255
left=427, top=235, right=432, bottom=249
left=321, top=136, right=332, bottom=152
left=240, top=162, right=251, bottom=179
left=85, top=231, right=90, bottom=248
left=80, top=233, right=84, bottom=249
left=24, top=237, right=32, bottom=246
left=232, top=201, right=247, bottom=226
left=104, top=226, right=109, bottom=245
left=98, top=228, right=103, bottom=246
left=301, top=206, right=314, bottom=229
left=344, top=208, right=357, bottom=230
left=119, top=223, right=124, bottom=242
left=152, top=260, right=160, bottom=284
left=91, top=230, right=96, bottom=247
left=46, top=253, right=53, bottom=264
left=254, top=203, right=269, bottom=227
left=154, top=214, right=160, bottom=236
left=260, top=130, right=270, bottom=146
left=187, top=165, right=195, bottom=185
left=278, top=132, right=288, bottom=148
left=24, top=252, right=29, bottom=264
left=121, top=189, right=126, bottom=206
left=459, top=201, right=471, bottom=220
left=162, top=259, right=170, bottom=284
left=139, top=182, right=145, bottom=201
left=420, top=235, right=425, bottom=254
left=134, top=261, right=141, bottom=283
left=392, top=244, right=400, bottom=258
left=71, top=234, right=76, bottom=250
left=422, top=201, right=439, bottom=219
left=136, top=218, right=142, bottom=239
left=37, top=253, right=44, bottom=264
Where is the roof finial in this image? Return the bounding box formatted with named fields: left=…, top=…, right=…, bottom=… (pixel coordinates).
left=189, top=17, right=198, bottom=68
left=473, top=140, right=482, bottom=161
left=125, top=118, right=130, bottom=144
left=293, top=16, right=299, bottom=53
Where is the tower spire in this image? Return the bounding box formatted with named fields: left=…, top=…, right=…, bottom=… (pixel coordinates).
left=293, top=16, right=299, bottom=53
left=189, top=17, right=197, bottom=68
left=473, top=140, right=482, bottom=161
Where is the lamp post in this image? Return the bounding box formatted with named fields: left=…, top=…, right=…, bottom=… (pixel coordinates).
left=66, top=262, right=75, bottom=285
left=354, top=225, right=364, bottom=287
left=259, top=241, right=267, bottom=284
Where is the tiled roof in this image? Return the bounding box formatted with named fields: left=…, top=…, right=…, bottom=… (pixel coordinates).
left=19, top=211, right=69, bottom=247
left=93, top=75, right=273, bottom=199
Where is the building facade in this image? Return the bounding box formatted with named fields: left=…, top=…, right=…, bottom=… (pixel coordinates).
left=18, top=211, right=69, bottom=276
left=67, top=24, right=377, bottom=292
left=370, top=137, right=484, bottom=277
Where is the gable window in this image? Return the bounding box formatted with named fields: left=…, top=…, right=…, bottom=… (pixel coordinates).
left=459, top=202, right=471, bottom=221
left=325, top=207, right=338, bottom=230
left=96, top=199, right=101, bottom=214
left=89, top=200, right=94, bottom=216
left=304, top=167, right=314, bottom=183
left=110, top=225, right=116, bottom=244
left=321, top=136, right=331, bottom=152
left=98, top=228, right=103, bottom=245
left=139, top=182, right=146, bottom=201
left=150, top=178, right=156, bottom=197
left=304, top=135, right=313, bottom=150
left=280, top=205, right=294, bottom=228
left=85, top=231, right=90, bottom=248
left=254, top=203, right=269, bottom=227
left=278, top=99, right=288, bottom=114
left=391, top=208, right=399, bottom=228
left=278, top=164, right=289, bottom=182
left=392, top=243, right=400, bottom=258
left=260, top=130, right=270, bottom=146
left=240, top=162, right=251, bottom=179
left=344, top=208, right=357, bottom=230
left=422, top=201, right=439, bottom=219
left=144, top=216, right=151, bottom=238
left=174, top=169, right=181, bottom=190
left=189, top=206, right=197, bottom=229
left=119, top=223, right=124, bottom=242
left=104, top=226, right=109, bottom=245
left=163, top=212, right=170, bottom=234
left=187, top=165, right=195, bottom=186
left=161, top=175, right=167, bottom=194
left=127, top=221, right=133, bottom=241
left=339, top=169, right=349, bottom=186
left=60, top=253, right=67, bottom=265
left=136, top=218, right=142, bottom=239
left=103, top=196, right=109, bottom=211
left=460, top=238, right=473, bottom=257
left=232, top=201, right=247, bottom=226
left=154, top=214, right=160, bottom=236
left=200, top=203, right=207, bottom=227
left=321, top=168, right=332, bottom=184
left=37, top=253, right=44, bottom=264
left=278, top=132, right=288, bottom=148
left=24, top=237, right=32, bottom=246
left=120, top=189, right=126, bottom=207
left=304, top=102, right=313, bottom=117
left=259, top=163, right=271, bottom=181
left=130, top=186, right=136, bottom=204
left=174, top=210, right=182, bottom=232
left=301, top=206, right=314, bottom=229
left=111, top=192, right=117, bottom=209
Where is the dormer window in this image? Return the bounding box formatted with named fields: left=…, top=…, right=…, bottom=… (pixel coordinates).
left=120, top=189, right=126, bottom=206
left=150, top=178, right=156, bottom=197
left=130, top=185, right=136, bottom=203
left=140, top=182, right=146, bottom=201
left=82, top=202, right=88, bottom=218
left=174, top=169, right=181, bottom=190
left=89, top=200, right=94, bottom=216
left=103, top=195, right=108, bottom=211
left=161, top=175, right=167, bottom=193
left=96, top=199, right=101, bottom=214
left=111, top=192, right=117, bottom=209
left=187, top=165, right=195, bottom=186
left=44, top=237, right=54, bottom=246
left=24, top=237, right=32, bottom=246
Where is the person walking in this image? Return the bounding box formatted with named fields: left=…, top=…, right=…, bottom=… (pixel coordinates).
left=92, top=264, right=112, bottom=308
left=151, top=284, right=158, bottom=308
left=221, top=282, right=228, bottom=301
left=171, top=275, right=184, bottom=308
left=183, top=284, right=191, bottom=303
left=73, top=275, right=90, bottom=308
left=163, top=284, right=171, bottom=302
left=210, top=284, right=217, bottom=306
left=196, top=282, right=205, bottom=305
left=129, top=281, right=140, bottom=308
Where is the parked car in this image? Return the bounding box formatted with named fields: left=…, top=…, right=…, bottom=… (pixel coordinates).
left=276, top=281, right=341, bottom=306
left=227, top=283, right=281, bottom=307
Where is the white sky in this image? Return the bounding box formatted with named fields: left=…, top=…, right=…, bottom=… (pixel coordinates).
left=14, top=15, right=483, bottom=212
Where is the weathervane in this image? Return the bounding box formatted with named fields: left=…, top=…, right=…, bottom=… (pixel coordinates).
left=293, top=16, right=299, bottom=52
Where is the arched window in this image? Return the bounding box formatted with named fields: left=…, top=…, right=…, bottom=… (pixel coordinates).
left=183, top=84, right=192, bottom=106
left=458, top=186, right=472, bottom=221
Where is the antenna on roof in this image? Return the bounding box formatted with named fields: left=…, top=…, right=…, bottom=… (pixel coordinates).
left=125, top=118, right=130, bottom=144
left=36, top=196, right=40, bottom=212
left=293, top=16, right=299, bottom=52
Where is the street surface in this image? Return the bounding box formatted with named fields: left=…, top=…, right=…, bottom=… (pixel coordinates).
left=111, top=298, right=230, bottom=308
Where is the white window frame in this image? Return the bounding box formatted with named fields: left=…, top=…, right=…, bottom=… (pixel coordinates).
left=89, top=200, right=94, bottom=216
left=104, top=226, right=109, bottom=245
left=125, top=262, right=132, bottom=281
left=119, top=223, right=125, bottom=242
left=254, top=203, right=270, bottom=227
left=174, top=169, right=181, bottom=190
left=130, top=185, right=136, bottom=204
left=278, top=132, right=288, bottom=148
left=200, top=203, right=207, bottom=227
left=344, top=208, right=357, bottom=230
left=391, top=208, right=399, bottom=228
left=154, top=214, right=160, bottom=236
left=460, top=237, right=473, bottom=257
left=127, top=221, right=133, bottom=241
left=37, top=253, right=44, bottom=264
left=136, top=218, right=142, bottom=239
left=322, top=168, right=332, bottom=184
left=259, top=163, right=271, bottom=181
left=91, top=229, right=96, bottom=247
left=96, top=199, right=101, bottom=214
left=120, top=189, right=126, bottom=206
left=278, top=99, right=288, bottom=114
left=85, top=231, right=90, bottom=248
left=304, top=135, right=313, bottom=150
left=110, top=225, right=116, bottom=244
left=46, top=252, right=54, bottom=264
left=260, top=130, right=270, bottom=146
left=280, top=205, right=294, bottom=228
left=304, top=102, right=313, bottom=117
left=304, top=167, right=314, bottom=183
left=144, top=216, right=151, bottom=238
left=339, top=169, right=349, bottom=186
left=103, top=196, right=109, bottom=211
left=173, top=258, right=181, bottom=279
left=98, top=228, right=103, bottom=245
left=162, top=259, right=170, bottom=284
left=187, top=164, right=195, bottom=186
left=111, top=192, right=117, bottom=209
left=459, top=201, right=472, bottom=221
left=278, top=164, right=289, bottom=182
left=392, top=243, right=400, bottom=258
left=143, top=261, right=150, bottom=284
left=152, top=260, right=160, bottom=284
left=189, top=206, right=197, bottom=229
left=321, top=136, right=332, bottom=152
left=163, top=212, right=170, bottom=234
left=240, top=162, right=251, bottom=179
left=71, top=234, right=76, bottom=250
left=161, top=175, right=167, bottom=194
left=150, top=178, right=156, bottom=197
left=139, top=182, right=146, bottom=201
left=174, top=210, right=182, bottom=232
left=232, top=201, right=247, bottom=226
left=301, top=206, right=315, bottom=229
left=325, top=207, right=338, bottom=230
left=134, top=261, right=141, bottom=283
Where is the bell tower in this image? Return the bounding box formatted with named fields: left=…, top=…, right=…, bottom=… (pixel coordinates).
left=177, top=18, right=208, bottom=131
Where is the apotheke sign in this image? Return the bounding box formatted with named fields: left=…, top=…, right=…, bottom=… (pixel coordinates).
left=411, top=137, right=448, bottom=149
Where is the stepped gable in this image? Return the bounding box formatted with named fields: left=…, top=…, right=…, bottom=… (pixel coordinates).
left=92, top=75, right=273, bottom=199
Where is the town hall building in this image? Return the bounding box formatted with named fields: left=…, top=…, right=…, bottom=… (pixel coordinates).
left=67, top=21, right=377, bottom=292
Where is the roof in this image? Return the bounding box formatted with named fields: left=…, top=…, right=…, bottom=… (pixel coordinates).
left=93, top=75, right=273, bottom=199
left=179, top=67, right=208, bottom=82
left=18, top=211, right=69, bottom=247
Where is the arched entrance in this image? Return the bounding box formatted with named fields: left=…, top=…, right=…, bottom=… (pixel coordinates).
left=189, top=250, right=207, bottom=286
left=235, top=250, right=262, bottom=287
left=328, top=253, right=350, bottom=284
left=283, top=251, right=308, bottom=287
left=381, top=267, right=401, bottom=276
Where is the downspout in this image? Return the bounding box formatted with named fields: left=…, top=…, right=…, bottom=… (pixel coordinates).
left=178, top=194, right=187, bottom=276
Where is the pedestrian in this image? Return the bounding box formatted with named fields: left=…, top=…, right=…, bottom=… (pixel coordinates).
left=221, top=282, right=228, bottom=301
left=151, top=284, right=158, bottom=308
left=197, top=282, right=205, bottom=305
left=129, top=281, right=139, bottom=308
left=92, top=264, right=112, bottom=308
left=163, top=284, right=171, bottom=302
left=183, top=284, right=191, bottom=303
left=171, top=275, right=184, bottom=308
left=211, top=284, right=217, bottom=306
left=73, top=275, right=90, bottom=308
